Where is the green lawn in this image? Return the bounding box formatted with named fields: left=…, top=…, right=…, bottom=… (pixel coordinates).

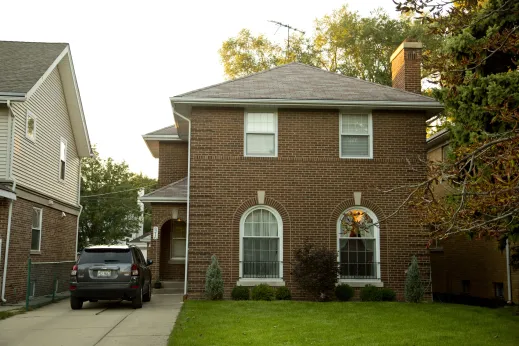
left=169, top=301, right=519, bottom=345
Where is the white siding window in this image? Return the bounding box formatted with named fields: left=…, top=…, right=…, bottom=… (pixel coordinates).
left=170, top=222, right=186, bottom=261
left=244, top=112, right=277, bottom=157
left=26, top=111, right=36, bottom=142
left=340, top=113, right=373, bottom=158
left=31, top=208, right=43, bottom=252
left=59, top=138, right=67, bottom=181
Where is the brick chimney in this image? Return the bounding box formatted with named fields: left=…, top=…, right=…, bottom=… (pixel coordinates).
left=390, top=39, right=422, bottom=94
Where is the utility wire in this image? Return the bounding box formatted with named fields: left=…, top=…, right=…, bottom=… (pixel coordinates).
left=81, top=183, right=157, bottom=199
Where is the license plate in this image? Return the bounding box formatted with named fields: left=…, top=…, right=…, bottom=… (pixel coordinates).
left=97, top=270, right=111, bottom=277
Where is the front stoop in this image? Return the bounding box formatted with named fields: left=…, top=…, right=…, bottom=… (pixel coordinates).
left=154, top=281, right=184, bottom=295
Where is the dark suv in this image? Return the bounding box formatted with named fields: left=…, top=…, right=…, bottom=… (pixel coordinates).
left=70, top=245, right=153, bottom=310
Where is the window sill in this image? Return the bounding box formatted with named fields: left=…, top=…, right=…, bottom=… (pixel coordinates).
left=30, top=250, right=41, bottom=255
left=168, top=258, right=185, bottom=264
left=338, top=280, right=383, bottom=288
left=237, top=279, right=285, bottom=287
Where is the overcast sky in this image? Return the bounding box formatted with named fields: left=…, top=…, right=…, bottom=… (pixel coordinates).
left=1, top=0, right=398, bottom=178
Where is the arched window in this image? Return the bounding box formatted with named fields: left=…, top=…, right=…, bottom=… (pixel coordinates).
left=240, top=206, right=283, bottom=280
left=337, top=207, right=380, bottom=281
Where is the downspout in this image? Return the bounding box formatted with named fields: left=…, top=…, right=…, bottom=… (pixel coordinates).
left=505, top=239, right=512, bottom=302
left=75, top=158, right=83, bottom=260
left=173, top=106, right=191, bottom=297
left=1, top=100, right=17, bottom=303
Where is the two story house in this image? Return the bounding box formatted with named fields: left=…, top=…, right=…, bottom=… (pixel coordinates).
left=141, top=40, right=443, bottom=299
left=0, top=41, right=92, bottom=303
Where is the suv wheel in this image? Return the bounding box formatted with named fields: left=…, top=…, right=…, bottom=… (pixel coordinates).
left=143, top=283, right=151, bottom=302
left=132, top=288, right=143, bottom=309
left=71, top=297, right=83, bottom=310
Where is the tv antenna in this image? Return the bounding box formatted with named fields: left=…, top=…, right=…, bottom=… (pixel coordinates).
left=268, top=20, right=305, bottom=59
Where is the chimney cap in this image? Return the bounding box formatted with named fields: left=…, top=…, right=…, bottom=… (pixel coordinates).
left=390, top=41, right=423, bottom=62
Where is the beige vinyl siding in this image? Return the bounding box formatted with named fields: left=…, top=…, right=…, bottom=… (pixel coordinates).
left=11, top=67, right=80, bottom=206
left=0, top=107, right=9, bottom=179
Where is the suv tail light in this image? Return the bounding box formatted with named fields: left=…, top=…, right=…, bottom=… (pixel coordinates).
left=131, top=264, right=139, bottom=276
left=71, top=264, right=78, bottom=276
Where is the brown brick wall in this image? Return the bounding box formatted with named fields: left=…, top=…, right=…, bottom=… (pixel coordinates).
left=0, top=197, right=77, bottom=303
left=185, top=107, right=431, bottom=300
left=148, top=203, right=187, bottom=283
left=392, top=47, right=422, bottom=94
left=158, top=142, right=188, bottom=187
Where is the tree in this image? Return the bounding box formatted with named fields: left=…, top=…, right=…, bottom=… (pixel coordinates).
left=205, top=255, right=224, bottom=300
left=219, top=6, right=438, bottom=85
left=79, top=147, right=157, bottom=249
left=393, top=0, right=519, bottom=265
left=405, top=256, right=424, bottom=302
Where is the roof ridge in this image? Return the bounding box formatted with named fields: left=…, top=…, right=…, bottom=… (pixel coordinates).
left=174, top=63, right=299, bottom=98
left=142, top=177, right=187, bottom=196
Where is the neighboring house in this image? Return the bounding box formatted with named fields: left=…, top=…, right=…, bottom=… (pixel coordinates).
left=141, top=40, right=444, bottom=299
left=427, top=129, right=518, bottom=304
left=0, top=41, right=92, bottom=303
left=129, top=232, right=151, bottom=259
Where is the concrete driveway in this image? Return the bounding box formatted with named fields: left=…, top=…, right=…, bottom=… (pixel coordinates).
left=0, top=294, right=182, bottom=346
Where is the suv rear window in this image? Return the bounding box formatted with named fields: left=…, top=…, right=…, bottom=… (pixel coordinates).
left=79, top=248, right=132, bottom=264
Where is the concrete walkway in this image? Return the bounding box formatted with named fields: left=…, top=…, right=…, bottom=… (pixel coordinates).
left=0, top=294, right=183, bottom=346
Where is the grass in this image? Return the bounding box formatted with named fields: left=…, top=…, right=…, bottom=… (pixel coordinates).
left=169, top=301, right=519, bottom=345
left=0, top=309, right=23, bottom=320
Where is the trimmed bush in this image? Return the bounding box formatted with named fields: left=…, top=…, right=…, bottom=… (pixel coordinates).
left=205, top=255, right=224, bottom=300
left=293, top=244, right=339, bottom=301
left=380, top=288, right=396, bottom=301
left=251, top=284, right=275, bottom=301
left=231, top=286, right=250, bottom=300
left=360, top=285, right=382, bottom=301
left=275, top=286, right=292, bottom=300
left=335, top=284, right=355, bottom=301
left=405, top=256, right=424, bottom=303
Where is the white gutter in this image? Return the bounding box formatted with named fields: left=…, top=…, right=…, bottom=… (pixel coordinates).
left=172, top=105, right=191, bottom=297
left=170, top=97, right=444, bottom=110
left=142, top=135, right=183, bottom=141
left=139, top=197, right=187, bottom=203
left=505, top=239, right=512, bottom=302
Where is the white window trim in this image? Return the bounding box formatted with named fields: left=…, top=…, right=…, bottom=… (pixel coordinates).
left=25, top=111, right=37, bottom=142
left=244, top=110, right=278, bottom=157
left=339, top=112, right=373, bottom=159
left=31, top=207, right=43, bottom=253
left=337, top=206, right=381, bottom=283
left=239, top=205, right=284, bottom=282
left=59, top=138, right=67, bottom=182
left=170, top=223, right=186, bottom=263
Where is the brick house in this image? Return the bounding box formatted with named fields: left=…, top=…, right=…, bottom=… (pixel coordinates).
left=0, top=41, right=92, bottom=303
left=141, top=41, right=443, bottom=299
left=427, top=130, right=518, bottom=303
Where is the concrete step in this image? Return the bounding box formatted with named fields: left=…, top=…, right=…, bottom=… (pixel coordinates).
left=153, top=288, right=183, bottom=295
left=161, top=281, right=184, bottom=289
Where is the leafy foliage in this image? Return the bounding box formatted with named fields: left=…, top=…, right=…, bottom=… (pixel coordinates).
left=380, top=288, right=397, bottom=301
left=335, top=284, right=355, bottom=301
left=231, top=286, right=250, bottom=300
left=292, top=244, right=338, bottom=301
left=205, top=255, right=224, bottom=300
left=219, top=6, right=437, bottom=85
left=79, top=147, right=156, bottom=249
left=360, top=285, right=383, bottom=301
left=251, top=284, right=275, bottom=301
left=275, top=286, right=292, bottom=300
left=405, top=256, right=424, bottom=303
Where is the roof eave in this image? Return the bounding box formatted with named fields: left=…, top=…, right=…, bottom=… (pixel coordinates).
left=141, top=134, right=184, bottom=158
left=138, top=197, right=187, bottom=203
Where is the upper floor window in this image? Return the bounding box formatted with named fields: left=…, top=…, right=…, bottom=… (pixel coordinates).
left=340, top=113, right=373, bottom=159
left=26, top=111, right=36, bottom=142
left=240, top=206, right=283, bottom=279
left=59, top=138, right=67, bottom=181
left=338, top=207, right=380, bottom=281
left=244, top=111, right=277, bottom=157
left=31, top=207, right=43, bottom=252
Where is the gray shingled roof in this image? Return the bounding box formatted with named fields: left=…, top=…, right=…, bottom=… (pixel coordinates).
left=0, top=41, right=68, bottom=94
left=140, top=178, right=187, bottom=202
left=144, top=125, right=178, bottom=136
left=174, top=62, right=437, bottom=103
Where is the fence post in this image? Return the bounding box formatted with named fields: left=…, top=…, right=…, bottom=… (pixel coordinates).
left=52, top=273, right=57, bottom=302
left=25, top=258, right=31, bottom=311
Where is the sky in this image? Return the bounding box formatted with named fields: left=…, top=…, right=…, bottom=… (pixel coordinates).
left=1, top=0, right=399, bottom=178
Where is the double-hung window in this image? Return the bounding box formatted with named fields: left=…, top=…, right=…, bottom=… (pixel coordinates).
left=340, top=113, right=373, bottom=158
left=170, top=222, right=186, bottom=262
left=244, top=111, right=277, bottom=157
left=59, top=138, right=67, bottom=181
left=31, top=208, right=43, bottom=252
